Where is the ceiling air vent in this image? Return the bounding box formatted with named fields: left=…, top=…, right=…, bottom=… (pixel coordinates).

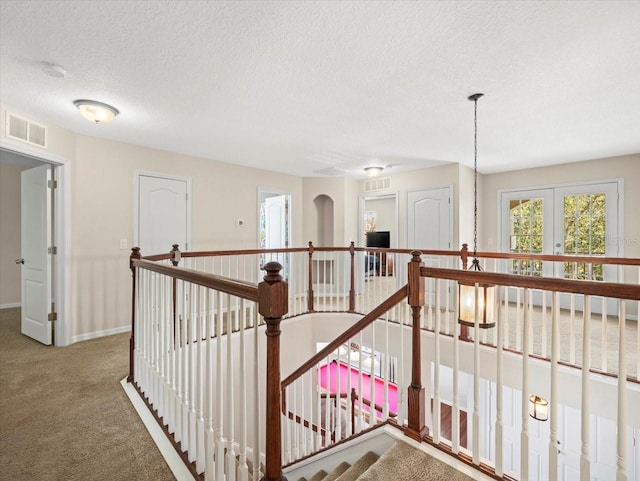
left=6, top=112, right=47, bottom=148
left=364, top=177, right=391, bottom=193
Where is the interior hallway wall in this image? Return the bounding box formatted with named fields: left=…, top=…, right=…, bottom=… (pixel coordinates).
left=0, top=163, right=23, bottom=306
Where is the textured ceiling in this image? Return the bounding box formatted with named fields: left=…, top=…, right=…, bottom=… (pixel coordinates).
left=1, top=1, right=639, bottom=178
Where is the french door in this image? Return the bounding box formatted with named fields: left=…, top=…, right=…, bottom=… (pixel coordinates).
left=501, top=181, right=620, bottom=310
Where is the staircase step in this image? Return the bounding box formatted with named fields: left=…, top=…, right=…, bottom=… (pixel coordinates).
left=322, top=461, right=350, bottom=481
left=334, top=451, right=379, bottom=481
left=357, top=441, right=474, bottom=481
left=308, top=469, right=328, bottom=481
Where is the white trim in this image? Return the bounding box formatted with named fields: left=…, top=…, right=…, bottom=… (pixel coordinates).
left=0, top=302, right=21, bottom=309
left=0, top=140, right=72, bottom=347
left=133, top=170, right=192, bottom=252
left=71, top=325, right=131, bottom=343
left=120, top=378, right=196, bottom=481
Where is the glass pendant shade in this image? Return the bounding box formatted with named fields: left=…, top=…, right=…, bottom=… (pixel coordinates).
left=529, top=395, right=549, bottom=421
left=73, top=99, right=119, bottom=124
left=458, top=281, right=496, bottom=328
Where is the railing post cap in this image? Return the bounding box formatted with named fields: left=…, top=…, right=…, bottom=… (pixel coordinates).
left=131, top=246, right=141, bottom=256
left=410, top=250, right=422, bottom=262
left=263, top=262, right=283, bottom=283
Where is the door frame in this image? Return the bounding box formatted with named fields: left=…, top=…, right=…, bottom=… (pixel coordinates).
left=358, top=191, right=399, bottom=248
left=133, top=171, right=192, bottom=253
left=1, top=139, right=71, bottom=346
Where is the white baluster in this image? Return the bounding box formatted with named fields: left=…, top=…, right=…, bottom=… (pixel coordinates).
left=580, top=295, right=592, bottom=481
left=570, top=294, right=576, bottom=364
left=521, top=288, right=531, bottom=481
left=433, top=278, right=441, bottom=445
left=226, top=296, right=237, bottom=481
left=549, top=291, right=560, bottom=481
left=369, top=323, right=376, bottom=426
left=189, top=283, right=197, bottom=463
left=215, top=291, right=225, bottom=481
left=252, top=307, right=260, bottom=481
left=473, top=283, right=480, bottom=465
left=452, top=282, right=460, bottom=455
left=237, top=299, right=249, bottom=481
left=495, top=286, right=505, bottom=477
left=616, top=300, right=628, bottom=481
left=205, top=289, right=215, bottom=480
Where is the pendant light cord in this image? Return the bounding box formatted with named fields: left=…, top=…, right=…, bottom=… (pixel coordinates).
left=468, top=93, right=483, bottom=271
left=473, top=97, right=478, bottom=261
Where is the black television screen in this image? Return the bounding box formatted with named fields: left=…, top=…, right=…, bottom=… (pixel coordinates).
left=366, top=231, right=390, bottom=248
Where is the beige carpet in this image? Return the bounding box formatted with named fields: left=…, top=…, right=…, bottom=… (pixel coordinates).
left=0, top=307, right=175, bottom=481
left=358, top=440, right=473, bottom=481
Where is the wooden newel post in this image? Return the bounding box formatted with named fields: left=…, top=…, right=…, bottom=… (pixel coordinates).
left=128, top=247, right=141, bottom=383
left=459, top=243, right=470, bottom=341
left=406, top=250, right=428, bottom=441
left=349, top=241, right=356, bottom=312
left=259, top=262, right=289, bottom=481
left=307, top=241, right=315, bottom=313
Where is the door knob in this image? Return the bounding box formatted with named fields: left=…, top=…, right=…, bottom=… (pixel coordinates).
left=15, top=258, right=24, bottom=264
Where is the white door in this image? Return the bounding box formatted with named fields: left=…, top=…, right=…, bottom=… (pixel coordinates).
left=137, top=174, right=190, bottom=256
left=264, top=195, right=289, bottom=277
left=407, top=187, right=452, bottom=253
left=21, top=164, right=52, bottom=345
left=408, top=187, right=452, bottom=306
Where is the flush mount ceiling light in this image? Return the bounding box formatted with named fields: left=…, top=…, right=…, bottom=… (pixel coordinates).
left=364, top=166, right=384, bottom=177
left=458, top=93, right=496, bottom=329
left=73, top=99, right=119, bottom=124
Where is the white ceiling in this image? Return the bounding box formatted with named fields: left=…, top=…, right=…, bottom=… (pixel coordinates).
left=1, top=1, right=639, bottom=178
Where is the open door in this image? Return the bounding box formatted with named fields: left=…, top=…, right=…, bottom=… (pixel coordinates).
left=20, top=164, right=52, bottom=345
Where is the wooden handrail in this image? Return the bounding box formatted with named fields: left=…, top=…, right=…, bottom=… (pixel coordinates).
left=421, top=266, right=640, bottom=300
left=281, top=285, right=409, bottom=388
left=132, top=258, right=259, bottom=302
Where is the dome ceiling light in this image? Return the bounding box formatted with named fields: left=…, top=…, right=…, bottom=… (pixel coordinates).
left=73, top=99, right=119, bottom=124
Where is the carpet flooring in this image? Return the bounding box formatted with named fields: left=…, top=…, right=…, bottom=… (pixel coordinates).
left=0, top=307, right=175, bottom=481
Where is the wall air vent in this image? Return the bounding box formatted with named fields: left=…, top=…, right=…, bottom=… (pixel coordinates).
left=6, top=112, right=47, bottom=148
left=364, top=177, right=391, bottom=193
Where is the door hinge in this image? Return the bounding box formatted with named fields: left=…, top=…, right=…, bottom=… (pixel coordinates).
left=48, top=179, right=57, bottom=189
left=48, top=246, right=57, bottom=255
left=48, top=311, right=57, bottom=321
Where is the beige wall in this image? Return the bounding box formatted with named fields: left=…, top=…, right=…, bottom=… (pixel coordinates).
left=302, top=177, right=358, bottom=246
left=364, top=197, right=396, bottom=235
left=481, top=154, right=640, bottom=260
left=71, top=135, right=303, bottom=338
left=0, top=164, right=23, bottom=305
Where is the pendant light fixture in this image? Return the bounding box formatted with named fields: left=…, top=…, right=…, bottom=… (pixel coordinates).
left=458, top=93, right=496, bottom=329
left=529, top=395, right=549, bottom=421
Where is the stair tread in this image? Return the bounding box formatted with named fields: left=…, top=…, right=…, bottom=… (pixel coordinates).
left=322, top=461, right=350, bottom=481
left=308, top=469, right=328, bottom=481
left=334, top=451, right=379, bottom=481
left=357, top=441, right=475, bottom=481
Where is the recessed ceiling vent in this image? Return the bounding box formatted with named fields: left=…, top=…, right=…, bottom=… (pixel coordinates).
left=313, top=166, right=349, bottom=177
left=364, top=177, right=391, bottom=192
left=6, top=112, right=47, bottom=148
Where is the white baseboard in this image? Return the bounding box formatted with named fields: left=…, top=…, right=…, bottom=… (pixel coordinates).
left=120, top=378, right=195, bottom=481
left=0, top=302, right=21, bottom=309
left=72, top=325, right=131, bottom=343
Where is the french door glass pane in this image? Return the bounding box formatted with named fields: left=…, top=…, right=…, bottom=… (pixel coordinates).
left=509, top=198, right=544, bottom=276
left=562, top=192, right=606, bottom=280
